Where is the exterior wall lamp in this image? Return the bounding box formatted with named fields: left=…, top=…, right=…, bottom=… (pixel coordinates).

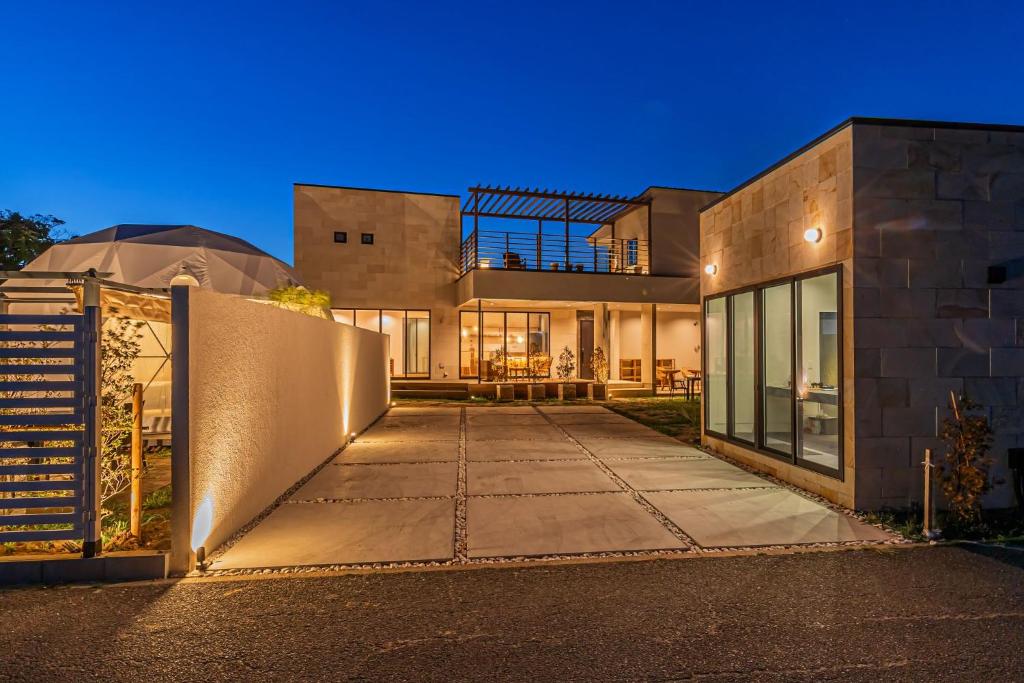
left=704, top=264, right=718, bottom=276
left=804, top=227, right=823, bottom=243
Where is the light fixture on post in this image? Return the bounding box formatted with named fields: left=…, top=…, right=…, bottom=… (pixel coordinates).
left=704, top=264, right=718, bottom=276
left=804, top=227, right=823, bottom=243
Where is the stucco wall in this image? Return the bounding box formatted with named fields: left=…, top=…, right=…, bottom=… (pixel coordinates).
left=293, top=184, right=462, bottom=379
left=176, top=288, right=389, bottom=561
left=699, top=126, right=856, bottom=507
left=851, top=122, right=1024, bottom=509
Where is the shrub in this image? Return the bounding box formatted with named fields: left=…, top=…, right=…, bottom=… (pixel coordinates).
left=267, top=284, right=331, bottom=318
left=590, top=346, right=609, bottom=384
left=556, top=346, right=576, bottom=380
left=937, top=393, right=998, bottom=525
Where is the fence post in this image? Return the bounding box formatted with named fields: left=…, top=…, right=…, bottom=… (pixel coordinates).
left=81, top=279, right=103, bottom=558
left=922, top=447, right=940, bottom=540
left=130, top=382, right=144, bottom=539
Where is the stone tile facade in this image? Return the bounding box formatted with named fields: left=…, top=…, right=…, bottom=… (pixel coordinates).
left=700, top=119, right=1024, bottom=510
left=700, top=127, right=856, bottom=508
left=293, top=184, right=462, bottom=378
left=852, top=122, right=1024, bottom=509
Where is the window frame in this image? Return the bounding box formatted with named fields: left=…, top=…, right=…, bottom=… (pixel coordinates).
left=330, top=308, right=431, bottom=379
left=702, top=264, right=844, bottom=480
left=333, top=231, right=347, bottom=243
left=458, top=309, right=552, bottom=380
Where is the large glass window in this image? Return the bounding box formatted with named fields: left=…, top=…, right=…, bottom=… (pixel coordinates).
left=729, top=292, right=755, bottom=443
left=405, top=311, right=430, bottom=377
left=459, top=310, right=551, bottom=380
left=333, top=309, right=430, bottom=379
left=703, top=268, right=842, bottom=478
left=705, top=297, right=727, bottom=435
left=355, top=310, right=380, bottom=332
left=761, top=283, right=793, bottom=454
left=797, top=273, right=840, bottom=472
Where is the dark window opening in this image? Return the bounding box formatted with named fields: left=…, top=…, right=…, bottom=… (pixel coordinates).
left=361, top=233, right=374, bottom=245
left=333, top=231, right=347, bottom=243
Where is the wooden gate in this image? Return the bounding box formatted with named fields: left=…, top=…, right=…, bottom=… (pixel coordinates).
left=0, top=309, right=102, bottom=555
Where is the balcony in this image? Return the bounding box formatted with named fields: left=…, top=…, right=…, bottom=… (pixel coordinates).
left=460, top=230, right=649, bottom=276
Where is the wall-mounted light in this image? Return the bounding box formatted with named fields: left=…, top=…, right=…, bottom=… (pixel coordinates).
left=804, top=227, right=823, bottom=243
left=704, top=264, right=718, bottom=276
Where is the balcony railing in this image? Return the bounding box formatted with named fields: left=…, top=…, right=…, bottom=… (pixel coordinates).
left=460, top=230, right=649, bottom=276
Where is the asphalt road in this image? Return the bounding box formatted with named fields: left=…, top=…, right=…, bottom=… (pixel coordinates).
left=2, top=545, right=1022, bottom=682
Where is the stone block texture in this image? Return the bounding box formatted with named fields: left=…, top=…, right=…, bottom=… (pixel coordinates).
left=293, top=184, right=462, bottom=378
left=700, top=121, right=1024, bottom=511
left=852, top=122, right=1024, bottom=509
left=699, top=127, right=857, bottom=507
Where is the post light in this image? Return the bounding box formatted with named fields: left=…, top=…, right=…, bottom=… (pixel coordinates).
left=804, top=227, right=823, bottom=243
left=704, top=264, right=718, bottom=276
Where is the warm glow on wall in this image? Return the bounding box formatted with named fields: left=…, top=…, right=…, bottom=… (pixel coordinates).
left=704, top=264, right=718, bottom=276
left=191, top=496, right=214, bottom=552
left=804, top=227, right=823, bottom=243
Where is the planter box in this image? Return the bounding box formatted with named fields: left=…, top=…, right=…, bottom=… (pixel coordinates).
left=527, top=383, right=547, bottom=400
left=588, top=383, right=608, bottom=400
left=496, top=384, right=515, bottom=401
left=557, top=383, right=577, bottom=400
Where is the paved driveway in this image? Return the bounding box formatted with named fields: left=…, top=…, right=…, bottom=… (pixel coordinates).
left=212, top=405, right=890, bottom=570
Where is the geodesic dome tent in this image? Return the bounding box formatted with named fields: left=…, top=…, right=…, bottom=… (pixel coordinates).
left=19, top=224, right=298, bottom=294
left=3, top=225, right=300, bottom=436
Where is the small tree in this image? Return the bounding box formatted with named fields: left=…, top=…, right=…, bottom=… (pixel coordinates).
left=267, top=284, right=331, bottom=319
left=489, top=348, right=507, bottom=382
left=590, top=346, right=609, bottom=384
left=556, top=345, right=576, bottom=380
left=937, top=392, right=996, bottom=525
left=99, top=317, right=144, bottom=507
left=0, top=210, right=69, bottom=269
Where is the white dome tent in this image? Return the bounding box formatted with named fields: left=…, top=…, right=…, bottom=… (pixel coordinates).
left=20, top=224, right=298, bottom=294
left=2, top=224, right=300, bottom=438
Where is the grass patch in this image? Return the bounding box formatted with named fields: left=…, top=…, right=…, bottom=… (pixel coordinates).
left=605, top=397, right=701, bottom=444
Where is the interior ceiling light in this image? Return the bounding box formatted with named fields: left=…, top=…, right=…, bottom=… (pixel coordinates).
left=804, top=227, right=823, bottom=243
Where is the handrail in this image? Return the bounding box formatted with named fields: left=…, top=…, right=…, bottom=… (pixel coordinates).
left=459, top=230, right=649, bottom=275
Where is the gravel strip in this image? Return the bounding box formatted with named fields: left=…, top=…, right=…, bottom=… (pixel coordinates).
left=454, top=406, right=469, bottom=562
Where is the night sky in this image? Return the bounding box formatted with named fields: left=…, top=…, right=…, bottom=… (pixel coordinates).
left=3, top=1, right=1022, bottom=262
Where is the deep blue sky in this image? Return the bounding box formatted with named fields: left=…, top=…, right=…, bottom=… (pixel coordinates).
left=3, top=1, right=1023, bottom=263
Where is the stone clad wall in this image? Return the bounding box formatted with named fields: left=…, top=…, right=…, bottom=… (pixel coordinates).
left=293, top=184, right=462, bottom=379
left=698, top=127, right=856, bottom=507
left=851, top=122, right=1024, bottom=509
left=701, top=127, right=854, bottom=297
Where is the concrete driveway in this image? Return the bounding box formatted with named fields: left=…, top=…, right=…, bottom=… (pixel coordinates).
left=212, top=405, right=890, bottom=570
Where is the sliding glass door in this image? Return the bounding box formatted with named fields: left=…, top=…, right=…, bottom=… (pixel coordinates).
left=729, top=292, right=755, bottom=443
left=761, top=283, right=793, bottom=455
left=796, top=273, right=840, bottom=472
left=459, top=310, right=551, bottom=379
left=705, top=297, right=727, bottom=435
left=703, top=267, right=842, bottom=478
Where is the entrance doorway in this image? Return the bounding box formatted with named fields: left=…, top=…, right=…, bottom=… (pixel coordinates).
left=578, top=318, right=594, bottom=379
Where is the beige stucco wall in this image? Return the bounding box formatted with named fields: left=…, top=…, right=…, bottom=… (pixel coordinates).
left=179, top=288, right=389, bottom=559
left=293, top=184, right=462, bottom=379
left=699, top=125, right=856, bottom=507
left=851, top=122, right=1024, bottom=509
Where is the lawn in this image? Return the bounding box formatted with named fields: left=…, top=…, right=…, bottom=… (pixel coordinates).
left=604, top=397, right=702, bottom=444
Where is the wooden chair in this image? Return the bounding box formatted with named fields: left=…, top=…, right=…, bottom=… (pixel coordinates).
left=503, top=252, right=526, bottom=270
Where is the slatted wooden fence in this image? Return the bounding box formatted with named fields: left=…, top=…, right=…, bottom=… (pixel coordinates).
left=0, top=313, right=100, bottom=549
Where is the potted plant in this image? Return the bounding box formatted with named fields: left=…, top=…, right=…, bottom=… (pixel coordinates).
left=555, top=345, right=576, bottom=400
left=588, top=346, right=609, bottom=400
left=528, top=351, right=550, bottom=400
